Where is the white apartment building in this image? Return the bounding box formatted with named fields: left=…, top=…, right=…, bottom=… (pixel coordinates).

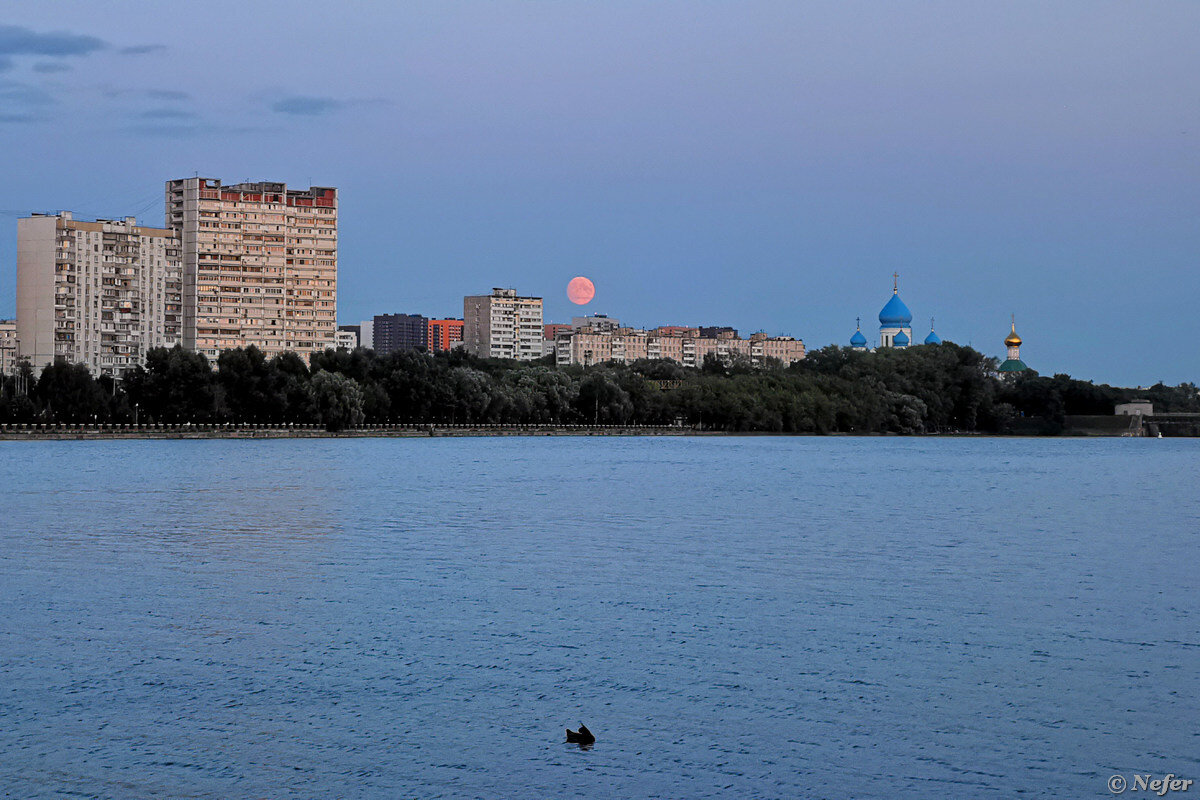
left=463, top=288, right=544, bottom=361
left=17, top=212, right=182, bottom=376
left=165, top=177, right=337, bottom=362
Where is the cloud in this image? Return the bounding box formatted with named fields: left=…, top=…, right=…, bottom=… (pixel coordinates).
left=129, top=122, right=206, bottom=137
left=32, top=61, right=71, bottom=74
left=128, top=121, right=268, bottom=138
left=119, top=44, right=167, bottom=56
left=146, top=89, right=189, bottom=100
left=0, top=112, right=41, bottom=124
left=271, top=95, right=342, bottom=116
left=0, top=81, right=55, bottom=107
left=0, top=25, right=106, bottom=57
left=0, top=56, right=11, bottom=72
left=139, top=108, right=196, bottom=120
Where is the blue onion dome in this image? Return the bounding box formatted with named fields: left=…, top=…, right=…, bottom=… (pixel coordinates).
left=893, top=329, right=910, bottom=346
left=850, top=329, right=867, bottom=347
left=879, top=291, right=912, bottom=326
left=924, top=329, right=941, bottom=345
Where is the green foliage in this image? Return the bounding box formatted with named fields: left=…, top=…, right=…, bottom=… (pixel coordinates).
left=308, top=370, right=365, bottom=431
left=124, top=345, right=220, bottom=423
left=3, top=342, right=1195, bottom=433
left=32, top=359, right=110, bottom=423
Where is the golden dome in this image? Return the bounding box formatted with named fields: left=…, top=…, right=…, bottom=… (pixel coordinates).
left=1005, top=322, right=1022, bottom=347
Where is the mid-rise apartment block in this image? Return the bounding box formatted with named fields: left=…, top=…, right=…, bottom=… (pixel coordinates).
left=0, top=319, right=16, bottom=376
left=165, top=177, right=337, bottom=362
left=543, top=323, right=572, bottom=357
left=428, top=318, right=464, bottom=352
left=335, top=327, right=358, bottom=350
left=16, top=212, right=182, bottom=376
left=554, top=324, right=805, bottom=368
left=463, top=288, right=544, bottom=361
left=373, top=313, right=428, bottom=355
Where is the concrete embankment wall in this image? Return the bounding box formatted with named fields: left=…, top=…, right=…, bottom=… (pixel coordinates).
left=1062, top=415, right=1142, bottom=436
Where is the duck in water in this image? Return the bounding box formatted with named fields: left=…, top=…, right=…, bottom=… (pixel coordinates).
left=566, top=723, right=596, bottom=746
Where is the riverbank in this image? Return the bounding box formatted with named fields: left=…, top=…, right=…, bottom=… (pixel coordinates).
left=0, top=423, right=695, bottom=440
left=0, top=422, right=1192, bottom=439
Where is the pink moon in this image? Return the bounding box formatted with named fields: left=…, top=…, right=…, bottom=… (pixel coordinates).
left=567, top=276, right=595, bottom=305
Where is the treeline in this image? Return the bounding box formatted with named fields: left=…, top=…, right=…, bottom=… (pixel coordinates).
left=1, top=343, right=1196, bottom=433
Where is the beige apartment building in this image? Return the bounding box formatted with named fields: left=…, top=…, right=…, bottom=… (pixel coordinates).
left=463, top=288, right=544, bottom=361
left=0, top=319, right=16, bottom=376
left=555, top=324, right=805, bottom=368
left=16, top=212, right=182, bottom=376
left=166, top=177, right=337, bottom=362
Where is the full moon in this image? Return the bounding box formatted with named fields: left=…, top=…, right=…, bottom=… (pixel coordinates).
left=567, top=276, right=595, bottom=305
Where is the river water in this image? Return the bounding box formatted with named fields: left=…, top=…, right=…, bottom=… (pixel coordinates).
left=1, top=437, right=1196, bottom=798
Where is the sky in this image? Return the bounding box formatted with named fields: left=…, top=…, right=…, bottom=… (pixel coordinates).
left=1, top=1, right=1197, bottom=385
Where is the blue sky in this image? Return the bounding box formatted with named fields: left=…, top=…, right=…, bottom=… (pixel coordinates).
left=1, top=1, right=1197, bottom=385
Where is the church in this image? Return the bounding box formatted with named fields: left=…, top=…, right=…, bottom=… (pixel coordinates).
left=998, top=317, right=1029, bottom=373
left=847, top=277, right=1033, bottom=374
left=849, top=274, right=939, bottom=351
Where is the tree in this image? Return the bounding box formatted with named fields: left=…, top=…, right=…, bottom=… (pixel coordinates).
left=125, top=346, right=220, bottom=423
left=308, top=370, right=365, bottom=431
left=33, top=359, right=109, bottom=423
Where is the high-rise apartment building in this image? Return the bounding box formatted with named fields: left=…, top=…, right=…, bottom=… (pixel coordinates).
left=16, top=212, right=182, bottom=376
left=373, top=313, right=429, bottom=355
left=165, top=177, right=337, bottom=362
left=463, top=288, right=544, bottom=361
left=0, top=319, right=17, bottom=376
left=427, top=318, right=464, bottom=352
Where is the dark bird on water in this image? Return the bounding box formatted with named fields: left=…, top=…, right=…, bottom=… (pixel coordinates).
left=566, top=723, right=595, bottom=746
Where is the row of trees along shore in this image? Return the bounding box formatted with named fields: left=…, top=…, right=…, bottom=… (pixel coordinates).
left=1, top=344, right=1197, bottom=433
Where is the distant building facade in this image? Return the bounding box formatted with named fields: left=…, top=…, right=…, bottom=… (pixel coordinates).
left=335, top=327, right=358, bottom=350
left=555, top=324, right=804, bottom=368
left=543, top=323, right=572, bottom=357
left=165, top=177, right=337, bottom=362
left=0, top=319, right=16, bottom=376
left=428, top=318, right=464, bottom=352
left=1115, top=400, right=1153, bottom=416
left=373, top=313, right=429, bottom=355
left=463, top=288, right=544, bottom=361
left=358, top=319, right=374, bottom=350
left=17, top=212, right=182, bottom=376
left=571, top=314, right=620, bottom=332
